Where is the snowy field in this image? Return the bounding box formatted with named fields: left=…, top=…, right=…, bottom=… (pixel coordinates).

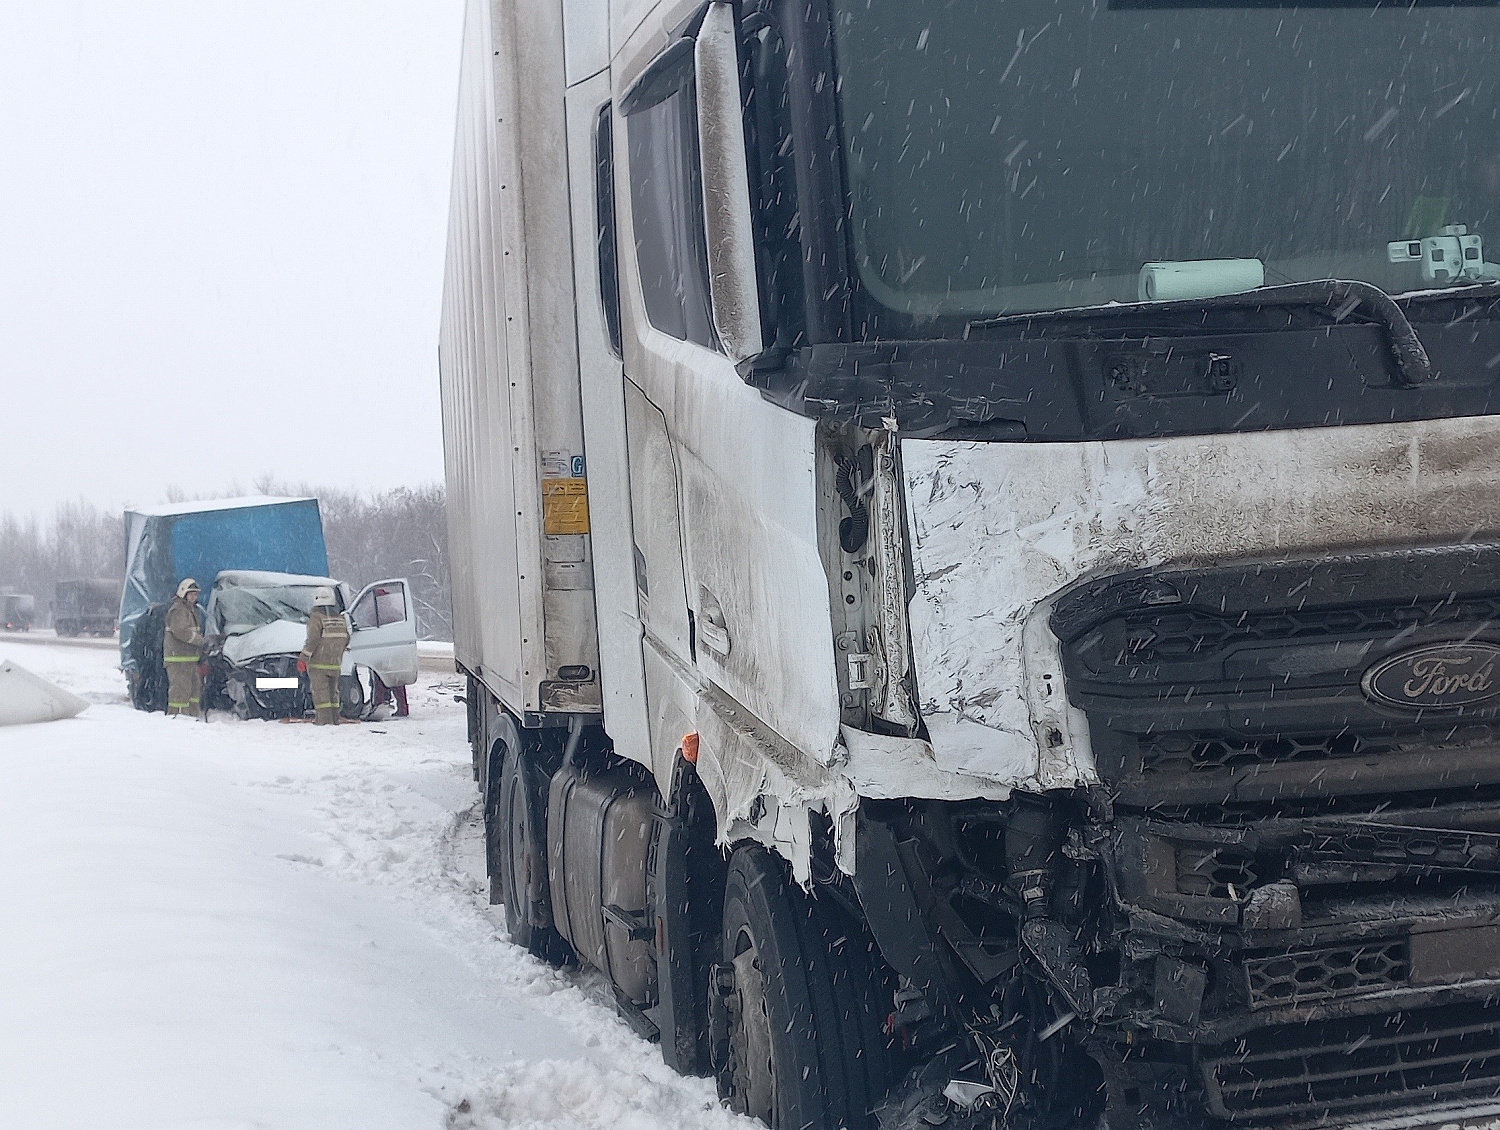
left=0, top=641, right=751, bottom=1130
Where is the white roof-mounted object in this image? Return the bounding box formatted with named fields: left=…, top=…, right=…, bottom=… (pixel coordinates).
left=0, top=661, right=89, bottom=726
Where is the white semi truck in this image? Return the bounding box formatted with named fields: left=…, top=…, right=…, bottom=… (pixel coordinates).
left=439, top=2, right=1500, bottom=1127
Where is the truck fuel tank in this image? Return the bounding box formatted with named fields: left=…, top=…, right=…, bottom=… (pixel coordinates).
left=546, top=764, right=656, bottom=1007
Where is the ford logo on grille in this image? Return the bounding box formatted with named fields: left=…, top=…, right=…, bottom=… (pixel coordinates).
left=1361, top=642, right=1500, bottom=710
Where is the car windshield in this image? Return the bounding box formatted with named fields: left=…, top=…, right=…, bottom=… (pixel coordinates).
left=828, top=0, right=1500, bottom=324
left=209, top=584, right=321, bottom=636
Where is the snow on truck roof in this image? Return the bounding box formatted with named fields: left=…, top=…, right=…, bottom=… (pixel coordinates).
left=124, top=496, right=317, bottom=518
left=213, top=570, right=339, bottom=589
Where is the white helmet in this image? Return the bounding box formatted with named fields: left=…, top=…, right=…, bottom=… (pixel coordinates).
left=312, top=586, right=336, bottom=608
left=176, top=577, right=200, bottom=598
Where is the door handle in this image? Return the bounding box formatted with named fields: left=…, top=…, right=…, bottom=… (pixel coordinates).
left=698, top=586, right=731, bottom=657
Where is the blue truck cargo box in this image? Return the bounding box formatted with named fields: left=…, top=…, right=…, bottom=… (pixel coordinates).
left=120, top=497, right=329, bottom=679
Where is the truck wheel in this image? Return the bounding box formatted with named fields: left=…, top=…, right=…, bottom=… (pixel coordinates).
left=715, top=846, right=894, bottom=1130
left=490, top=744, right=569, bottom=963
left=339, top=673, right=365, bottom=720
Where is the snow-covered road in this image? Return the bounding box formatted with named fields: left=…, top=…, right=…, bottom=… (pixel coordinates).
left=0, top=642, right=750, bottom=1130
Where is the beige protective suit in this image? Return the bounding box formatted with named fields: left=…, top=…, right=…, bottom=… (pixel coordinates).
left=300, top=603, right=350, bottom=725
left=163, top=584, right=205, bottom=717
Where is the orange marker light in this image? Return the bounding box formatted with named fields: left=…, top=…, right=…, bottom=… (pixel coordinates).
left=681, top=731, right=700, bottom=764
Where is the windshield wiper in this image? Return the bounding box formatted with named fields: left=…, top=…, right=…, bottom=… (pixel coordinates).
left=969, top=279, right=1434, bottom=387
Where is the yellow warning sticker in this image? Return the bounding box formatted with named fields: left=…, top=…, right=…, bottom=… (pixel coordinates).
left=541, top=478, right=590, bottom=535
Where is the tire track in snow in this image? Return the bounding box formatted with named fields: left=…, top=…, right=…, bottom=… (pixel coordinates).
left=271, top=698, right=754, bottom=1130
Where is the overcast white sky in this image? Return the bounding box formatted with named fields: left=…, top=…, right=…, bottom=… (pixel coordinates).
left=0, top=0, right=466, bottom=515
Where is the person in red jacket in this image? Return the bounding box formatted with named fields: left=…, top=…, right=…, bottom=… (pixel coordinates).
left=369, top=671, right=409, bottom=718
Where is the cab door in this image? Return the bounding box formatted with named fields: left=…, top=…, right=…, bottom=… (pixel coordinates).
left=346, top=578, right=420, bottom=686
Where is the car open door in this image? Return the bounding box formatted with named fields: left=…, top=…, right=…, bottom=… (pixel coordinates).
left=346, top=578, right=420, bottom=687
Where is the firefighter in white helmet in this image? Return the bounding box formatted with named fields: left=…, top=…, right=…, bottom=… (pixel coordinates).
left=298, top=587, right=350, bottom=725
left=163, top=577, right=205, bottom=717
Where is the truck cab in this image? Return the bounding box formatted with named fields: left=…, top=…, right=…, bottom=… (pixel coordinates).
left=441, top=3, right=1500, bottom=1127
left=53, top=578, right=121, bottom=637
left=2, top=593, right=35, bottom=633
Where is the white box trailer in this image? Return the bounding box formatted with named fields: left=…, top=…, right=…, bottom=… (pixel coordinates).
left=440, top=0, right=609, bottom=723
left=441, top=2, right=1500, bottom=1128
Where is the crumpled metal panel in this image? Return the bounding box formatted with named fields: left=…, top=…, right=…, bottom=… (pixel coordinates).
left=902, top=415, right=1500, bottom=790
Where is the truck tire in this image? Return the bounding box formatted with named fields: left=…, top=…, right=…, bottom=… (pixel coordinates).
left=339, top=673, right=365, bottom=720
left=715, top=846, right=894, bottom=1130
left=490, top=743, right=569, bottom=963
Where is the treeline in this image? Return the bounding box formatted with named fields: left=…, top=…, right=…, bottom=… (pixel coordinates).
left=256, top=479, right=453, bottom=642
left=0, top=501, right=125, bottom=621
left=0, top=484, right=453, bottom=640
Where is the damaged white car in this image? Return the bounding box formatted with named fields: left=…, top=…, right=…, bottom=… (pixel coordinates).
left=203, top=570, right=418, bottom=721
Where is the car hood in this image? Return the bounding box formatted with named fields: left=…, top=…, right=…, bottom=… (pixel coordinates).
left=220, top=619, right=307, bottom=665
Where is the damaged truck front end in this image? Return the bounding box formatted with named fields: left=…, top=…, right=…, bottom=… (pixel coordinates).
left=752, top=0, right=1500, bottom=1111
left=840, top=424, right=1500, bottom=1129
left=855, top=785, right=1500, bottom=1130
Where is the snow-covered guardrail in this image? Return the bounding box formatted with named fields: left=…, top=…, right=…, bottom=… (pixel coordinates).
left=0, top=630, right=115, bottom=651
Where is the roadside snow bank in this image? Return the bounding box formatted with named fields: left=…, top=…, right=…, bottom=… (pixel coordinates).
left=0, top=642, right=750, bottom=1130
left=448, top=1058, right=747, bottom=1130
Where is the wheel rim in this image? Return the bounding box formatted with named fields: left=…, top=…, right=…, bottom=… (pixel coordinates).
left=728, top=929, right=776, bottom=1123
left=507, top=775, right=532, bottom=930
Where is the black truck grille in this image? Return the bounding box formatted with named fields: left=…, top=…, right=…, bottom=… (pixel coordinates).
left=1203, top=1001, right=1500, bottom=1122
left=1125, top=596, right=1500, bottom=666
left=1140, top=725, right=1499, bottom=775
left=1176, top=844, right=1258, bottom=898
left=1244, top=940, right=1409, bottom=1008
left=1051, top=545, right=1500, bottom=806
left=1141, top=731, right=1395, bottom=774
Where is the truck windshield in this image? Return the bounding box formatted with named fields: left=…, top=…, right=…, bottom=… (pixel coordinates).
left=209, top=585, right=321, bottom=636
left=828, top=0, right=1500, bottom=325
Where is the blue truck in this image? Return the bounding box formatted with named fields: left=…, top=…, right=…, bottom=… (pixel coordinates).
left=120, top=497, right=329, bottom=711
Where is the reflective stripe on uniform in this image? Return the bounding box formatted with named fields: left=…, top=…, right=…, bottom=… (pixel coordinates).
left=310, top=663, right=341, bottom=671
left=314, top=702, right=339, bottom=710
left=164, top=656, right=198, bottom=663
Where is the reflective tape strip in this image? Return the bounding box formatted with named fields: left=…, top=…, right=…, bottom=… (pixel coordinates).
left=164, top=656, right=199, bottom=663
left=167, top=701, right=190, bottom=709
left=313, top=702, right=339, bottom=710
left=310, top=663, right=342, bottom=671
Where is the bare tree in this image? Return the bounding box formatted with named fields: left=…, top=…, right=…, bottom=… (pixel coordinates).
left=249, top=478, right=452, bottom=640
left=0, top=501, right=125, bottom=625
left=316, top=484, right=453, bottom=642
